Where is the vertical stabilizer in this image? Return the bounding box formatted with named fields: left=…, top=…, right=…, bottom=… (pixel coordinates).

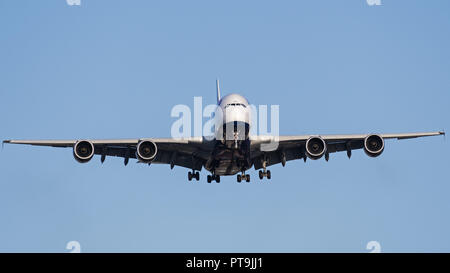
left=216, top=79, right=221, bottom=104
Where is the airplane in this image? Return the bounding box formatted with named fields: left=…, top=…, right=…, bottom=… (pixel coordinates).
left=3, top=80, right=445, bottom=183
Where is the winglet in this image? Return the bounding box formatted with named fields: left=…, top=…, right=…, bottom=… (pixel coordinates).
left=2, top=140, right=9, bottom=150
left=216, top=78, right=221, bottom=104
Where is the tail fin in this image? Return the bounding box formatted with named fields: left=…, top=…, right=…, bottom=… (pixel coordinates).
left=216, top=79, right=221, bottom=104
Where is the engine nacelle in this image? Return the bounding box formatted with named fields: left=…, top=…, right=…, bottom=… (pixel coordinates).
left=364, top=134, right=384, bottom=157
left=73, top=140, right=95, bottom=163
left=136, top=140, right=157, bottom=163
left=306, top=136, right=327, bottom=160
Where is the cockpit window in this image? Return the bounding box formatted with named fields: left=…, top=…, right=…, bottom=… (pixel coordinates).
left=224, top=103, right=246, bottom=108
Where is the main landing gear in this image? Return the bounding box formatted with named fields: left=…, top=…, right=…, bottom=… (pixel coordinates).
left=258, top=159, right=271, bottom=180
left=207, top=174, right=220, bottom=183
left=258, top=170, right=271, bottom=180
left=188, top=171, right=200, bottom=181
left=237, top=171, right=250, bottom=183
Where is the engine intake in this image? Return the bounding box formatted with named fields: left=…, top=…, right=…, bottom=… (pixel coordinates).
left=136, top=140, right=157, bottom=163
left=306, top=136, right=327, bottom=160
left=73, top=140, right=94, bottom=163
left=364, top=134, right=384, bottom=157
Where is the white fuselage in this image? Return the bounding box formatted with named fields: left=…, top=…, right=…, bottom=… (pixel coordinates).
left=215, top=93, right=251, bottom=142
left=207, top=93, right=252, bottom=175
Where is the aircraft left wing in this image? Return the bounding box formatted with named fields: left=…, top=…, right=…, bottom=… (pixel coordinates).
left=2, top=137, right=214, bottom=171
left=250, top=131, right=445, bottom=170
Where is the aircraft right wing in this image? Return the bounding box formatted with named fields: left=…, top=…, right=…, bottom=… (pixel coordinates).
left=3, top=137, right=215, bottom=171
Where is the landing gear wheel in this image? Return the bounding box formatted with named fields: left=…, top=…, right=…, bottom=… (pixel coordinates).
left=237, top=175, right=242, bottom=183
left=207, top=175, right=212, bottom=183
left=195, top=172, right=200, bottom=181
left=267, top=170, right=271, bottom=179
left=215, top=175, right=220, bottom=183
left=259, top=170, right=263, bottom=180
left=188, top=171, right=193, bottom=181
left=246, top=174, right=250, bottom=182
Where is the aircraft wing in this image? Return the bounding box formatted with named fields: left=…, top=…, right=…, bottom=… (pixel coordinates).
left=250, top=131, right=445, bottom=170
left=2, top=137, right=214, bottom=171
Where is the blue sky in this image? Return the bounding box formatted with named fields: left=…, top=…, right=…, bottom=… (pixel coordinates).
left=0, top=0, right=449, bottom=252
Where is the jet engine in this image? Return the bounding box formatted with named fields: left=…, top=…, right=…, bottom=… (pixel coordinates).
left=73, top=140, right=95, bottom=163
left=364, top=134, right=384, bottom=157
left=306, top=136, right=327, bottom=160
left=136, top=140, right=157, bottom=163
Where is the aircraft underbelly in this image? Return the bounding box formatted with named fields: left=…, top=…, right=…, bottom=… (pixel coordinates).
left=209, top=144, right=251, bottom=176
left=214, top=160, right=241, bottom=175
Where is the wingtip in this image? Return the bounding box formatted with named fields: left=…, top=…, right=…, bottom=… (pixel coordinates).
left=2, top=140, right=9, bottom=150
left=440, top=131, right=445, bottom=136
